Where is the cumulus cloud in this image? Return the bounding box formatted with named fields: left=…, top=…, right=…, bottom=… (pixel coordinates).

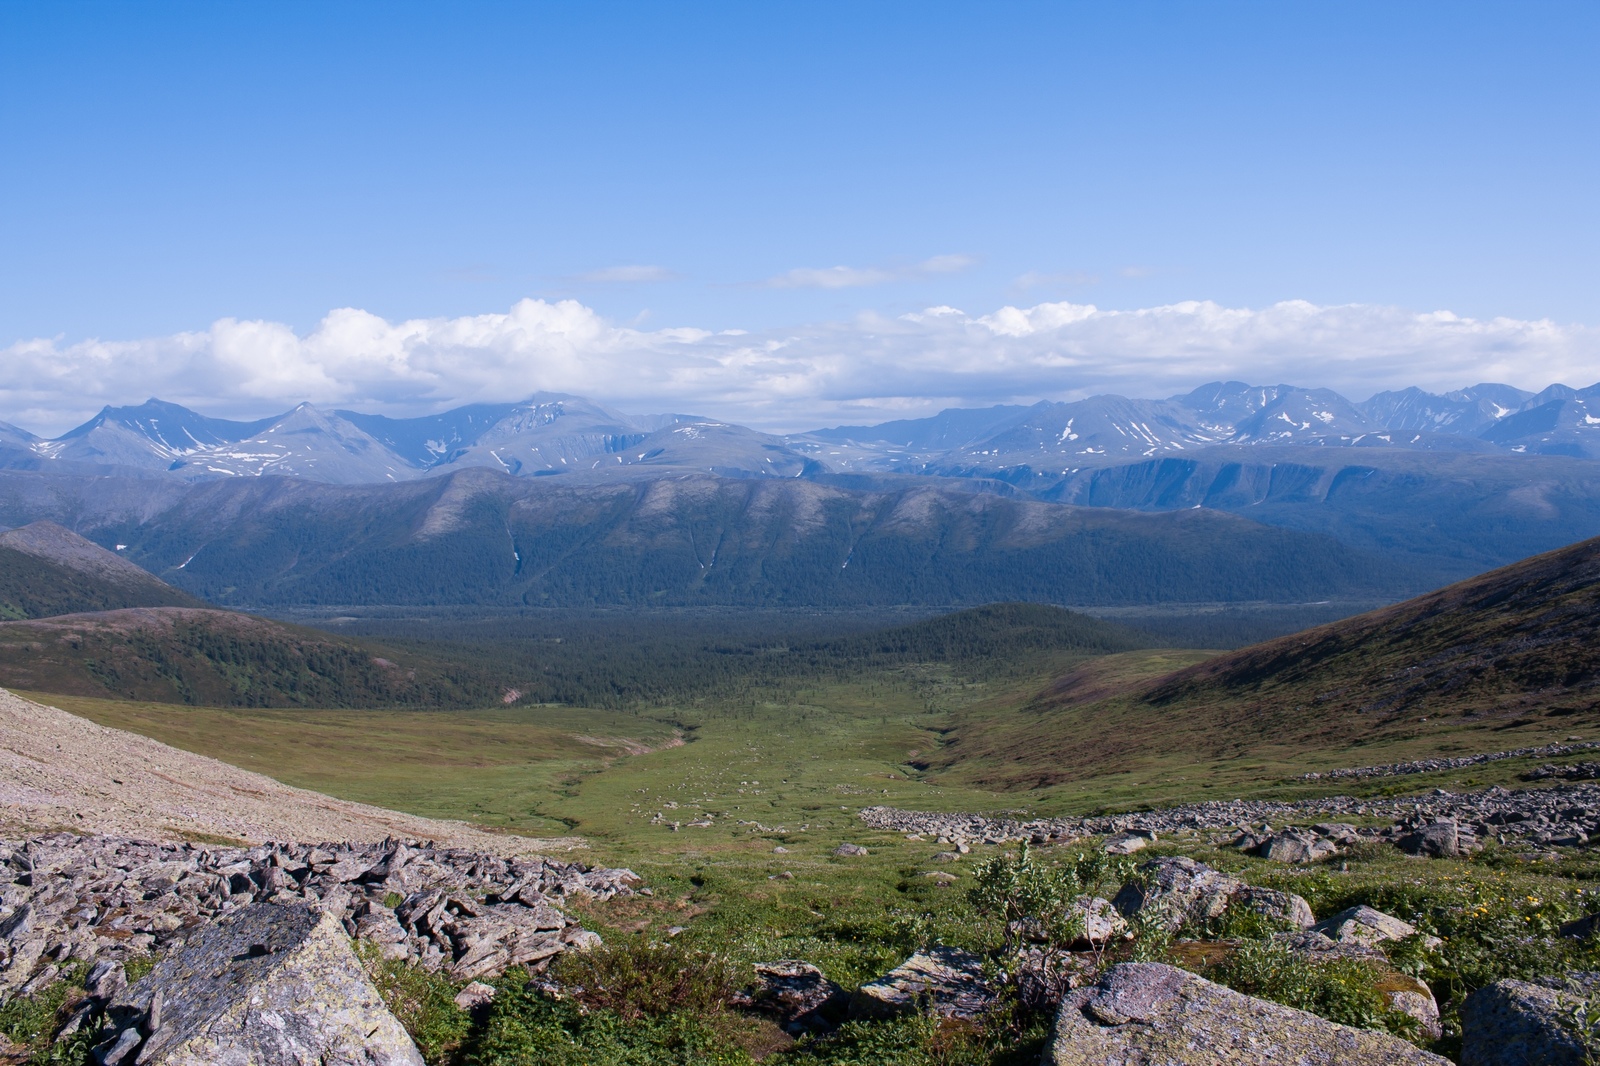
left=763, top=254, right=977, bottom=289
left=2, top=297, right=1597, bottom=435
left=572, top=265, right=679, bottom=283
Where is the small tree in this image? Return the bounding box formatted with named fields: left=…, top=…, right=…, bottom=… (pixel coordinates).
left=967, top=842, right=1136, bottom=956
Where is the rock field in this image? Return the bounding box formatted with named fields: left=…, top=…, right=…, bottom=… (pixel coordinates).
left=1298, top=742, right=1600, bottom=781
left=862, top=780, right=1600, bottom=852
left=0, top=831, right=639, bottom=1004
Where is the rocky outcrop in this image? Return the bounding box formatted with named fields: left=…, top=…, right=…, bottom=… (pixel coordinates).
left=1460, top=978, right=1590, bottom=1066
left=852, top=946, right=995, bottom=1019
left=735, top=961, right=847, bottom=1034
left=1050, top=962, right=1451, bottom=1065
left=96, top=902, right=422, bottom=1066
left=0, top=833, right=636, bottom=999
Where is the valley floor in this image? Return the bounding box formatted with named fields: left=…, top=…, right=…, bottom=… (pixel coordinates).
left=13, top=659, right=1600, bottom=1062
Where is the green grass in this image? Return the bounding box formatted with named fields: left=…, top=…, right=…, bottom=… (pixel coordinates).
left=19, top=642, right=1600, bottom=1063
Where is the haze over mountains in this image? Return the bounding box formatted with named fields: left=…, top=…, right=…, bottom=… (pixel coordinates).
left=6, top=379, right=1600, bottom=486
left=1, top=379, right=1598, bottom=611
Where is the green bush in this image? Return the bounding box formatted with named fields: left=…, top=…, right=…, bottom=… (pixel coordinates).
left=467, top=971, right=750, bottom=1066
left=1202, top=939, right=1413, bottom=1037
left=549, top=941, right=744, bottom=1022
left=359, top=944, right=472, bottom=1063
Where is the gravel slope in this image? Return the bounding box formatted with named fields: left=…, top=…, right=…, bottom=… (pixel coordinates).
left=0, top=687, right=579, bottom=854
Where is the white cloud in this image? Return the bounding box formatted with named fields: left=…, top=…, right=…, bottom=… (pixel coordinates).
left=2, top=296, right=1597, bottom=435
left=1014, top=270, right=1099, bottom=290
left=572, top=265, right=679, bottom=283
left=763, top=254, right=977, bottom=289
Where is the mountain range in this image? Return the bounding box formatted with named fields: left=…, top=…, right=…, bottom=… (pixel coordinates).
left=5, top=379, right=1600, bottom=487
left=2, top=380, right=1599, bottom=611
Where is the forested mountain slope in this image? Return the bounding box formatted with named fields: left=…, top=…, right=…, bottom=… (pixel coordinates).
left=0, top=522, right=206, bottom=618
left=0, top=470, right=1406, bottom=608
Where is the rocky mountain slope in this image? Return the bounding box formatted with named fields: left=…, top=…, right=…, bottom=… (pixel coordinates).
left=6, top=379, right=1600, bottom=487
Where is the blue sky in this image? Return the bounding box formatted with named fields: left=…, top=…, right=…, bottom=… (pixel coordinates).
left=2, top=2, right=1597, bottom=431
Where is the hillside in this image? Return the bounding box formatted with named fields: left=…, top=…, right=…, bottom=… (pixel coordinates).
left=0, top=607, right=511, bottom=708
left=0, top=469, right=1408, bottom=608
left=0, top=521, right=206, bottom=618
left=1137, top=532, right=1600, bottom=719
left=930, top=533, right=1600, bottom=791
left=0, top=687, right=571, bottom=850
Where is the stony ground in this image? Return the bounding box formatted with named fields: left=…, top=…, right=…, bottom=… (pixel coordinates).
left=0, top=689, right=580, bottom=854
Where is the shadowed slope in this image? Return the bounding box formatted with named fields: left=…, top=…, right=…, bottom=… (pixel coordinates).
left=930, top=535, right=1600, bottom=791
left=0, top=521, right=206, bottom=618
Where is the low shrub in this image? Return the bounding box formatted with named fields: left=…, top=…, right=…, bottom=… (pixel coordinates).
left=467, top=970, right=751, bottom=1066
left=359, top=943, right=472, bottom=1063
left=549, top=940, right=744, bottom=1022
left=1200, top=939, right=1415, bottom=1038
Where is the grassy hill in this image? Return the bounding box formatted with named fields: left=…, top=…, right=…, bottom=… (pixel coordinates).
left=0, top=521, right=205, bottom=619
left=0, top=607, right=512, bottom=708
left=927, top=533, right=1600, bottom=796
left=0, top=599, right=1145, bottom=712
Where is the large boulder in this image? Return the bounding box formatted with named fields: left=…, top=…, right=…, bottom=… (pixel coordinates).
left=1049, top=962, right=1451, bottom=1065
left=1460, top=979, right=1590, bottom=1066
left=1234, top=886, right=1316, bottom=929
left=98, top=902, right=423, bottom=1066
left=1311, top=904, right=1441, bottom=950
left=852, top=946, right=995, bottom=1019
left=1110, top=856, right=1244, bottom=932
left=1396, top=820, right=1477, bottom=858
left=1251, top=830, right=1339, bottom=864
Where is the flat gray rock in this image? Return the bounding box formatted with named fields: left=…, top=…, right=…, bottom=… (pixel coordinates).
left=102, top=901, right=423, bottom=1066
left=1050, top=962, right=1450, bottom=1065
left=852, top=946, right=995, bottom=1019
left=1460, top=979, right=1590, bottom=1066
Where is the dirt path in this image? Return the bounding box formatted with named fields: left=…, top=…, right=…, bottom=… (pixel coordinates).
left=0, top=687, right=581, bottom=854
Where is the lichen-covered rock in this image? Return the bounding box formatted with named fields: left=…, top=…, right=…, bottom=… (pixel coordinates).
left=99, top=901, right=422, bottom=1066
left=852, top=946, right=995, bottom=1019
left=1312, top=904, right=1441, bottom=949
left=1234, top=886, right=1316, bottom=929
left=1049, top=962, right=1451, bottom=1065
left=1110, top=856, right=1245, bottom=932
left=1460, top=979, right=1590, bottom=1066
